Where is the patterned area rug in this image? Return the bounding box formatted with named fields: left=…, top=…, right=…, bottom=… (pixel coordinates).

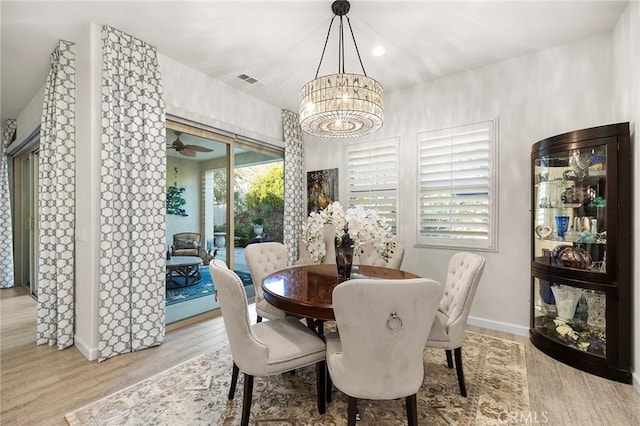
left=166, top=267, right=254, bottom=306
left=65, top=332, right=529, bottom=425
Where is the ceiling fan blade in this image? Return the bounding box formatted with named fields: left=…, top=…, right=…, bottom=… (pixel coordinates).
left=184, top=144, right=213, bottom=152
left=180, top=148, right=197, bottom=157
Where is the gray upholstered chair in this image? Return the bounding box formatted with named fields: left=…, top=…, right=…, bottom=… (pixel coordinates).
left=326, top=278, right=443, bottom=426
left=296, top=224, right=336, bottom=265
left=244, top=242, right=289, bottom=322
left=425, top=252, right=485, bottom=397
left=171, top=232, right=201, bottom=257
left=209, top=260, right=327, bottom=426
left=356, top=241, right=405, bottom=269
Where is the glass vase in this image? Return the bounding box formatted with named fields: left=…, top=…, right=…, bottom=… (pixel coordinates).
left=584, top=289, right=606, bottom=330
left=335, top=231, right=354, bottom=281
left=550, top=285, right=583, bottom=321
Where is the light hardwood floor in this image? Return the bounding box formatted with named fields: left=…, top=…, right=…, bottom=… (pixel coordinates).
left=2, top=285, right=639, bottom=425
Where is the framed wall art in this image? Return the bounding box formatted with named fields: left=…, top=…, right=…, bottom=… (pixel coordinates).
left=307, top=168, right=338, bottom=213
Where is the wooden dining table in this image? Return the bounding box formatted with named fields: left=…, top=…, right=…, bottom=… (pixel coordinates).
left=261, top=263, right=420, bottom=322
left=263, top=263, right=421, bottom=403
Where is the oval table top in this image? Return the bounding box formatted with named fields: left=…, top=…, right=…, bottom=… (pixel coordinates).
left=262, top=264, right=420, bottom=321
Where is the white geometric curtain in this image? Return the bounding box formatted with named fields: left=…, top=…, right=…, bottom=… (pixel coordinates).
left=0, top=119, right=17, bottom=288
left=36, top=40, right=76, bottom=349
left=281, top=110, right=305, bottom=264
left=98, top=26, right=166, bottom=361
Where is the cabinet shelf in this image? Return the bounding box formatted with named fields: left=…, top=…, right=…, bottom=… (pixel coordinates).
left=534, top=237, right=606, bottom=245
left=530, top=122, right=631, bottom=384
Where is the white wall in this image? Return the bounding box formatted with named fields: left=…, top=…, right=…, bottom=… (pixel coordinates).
left=74, top=23, right=102, bottom=360
left=159, top=55, right=284, bottom=147
left=14, top=84, right=45, bottom=144
left=612, top=1, right=640, bottom=392
left=305, top=33, right=614, bottom=335
left=166, top=156, right=201, bottom=246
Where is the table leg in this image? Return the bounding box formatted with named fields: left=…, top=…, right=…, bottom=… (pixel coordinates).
left=305, top=318, right=325, bottom=338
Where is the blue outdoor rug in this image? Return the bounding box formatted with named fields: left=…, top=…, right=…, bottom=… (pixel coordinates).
left=166, top=266, right=254, bottom=306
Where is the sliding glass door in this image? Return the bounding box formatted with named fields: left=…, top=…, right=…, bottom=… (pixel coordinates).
left=232, top=145, right=284, bottom=272
left=165, top=120, right=283, bottom=323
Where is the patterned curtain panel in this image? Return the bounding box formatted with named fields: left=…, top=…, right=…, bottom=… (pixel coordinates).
left=0, top=119, right=17, bottom=288
left=99, top=26, right=166, bottom=361
left=37, top=40, right=76, bottom=349
left=281, top=110, right=305, bottom=264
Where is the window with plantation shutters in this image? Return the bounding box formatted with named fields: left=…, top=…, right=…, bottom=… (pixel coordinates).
left=345, top=138, right=399, bottom=233
left=417, top=120, right=498, bottom=250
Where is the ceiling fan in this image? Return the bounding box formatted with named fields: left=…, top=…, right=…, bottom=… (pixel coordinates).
left=167, top=131, right=213, bottom=157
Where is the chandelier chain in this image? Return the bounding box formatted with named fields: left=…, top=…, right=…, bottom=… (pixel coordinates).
left=315, top=16, right=337, bottom=79
left=345, top=16, right=367, bottom=76
left=314, top=9, right=368, bottom=78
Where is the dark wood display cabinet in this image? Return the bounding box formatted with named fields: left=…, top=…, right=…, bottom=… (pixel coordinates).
left=530, top=122, right=631, bottom=383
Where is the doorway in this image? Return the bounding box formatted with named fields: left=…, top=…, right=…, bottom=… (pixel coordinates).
left=11, top=143, right=40, bottom=297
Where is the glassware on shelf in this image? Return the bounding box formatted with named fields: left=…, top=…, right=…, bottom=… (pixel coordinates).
left=584, top=290, right=606, bottom=330
left=573, top=294, right=589, bottom=331
left=551, top=285, right=583, bottom=321
left=569, top=149, right=592, bottom=178
left=554, top=215, right=570, bottom=239
left=556, top=246, right=592, bottom=269
left=538, top=280, right=557, bottom=317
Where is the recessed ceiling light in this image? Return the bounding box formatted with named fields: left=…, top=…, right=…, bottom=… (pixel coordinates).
left=372, top=46, right=385, bottom=57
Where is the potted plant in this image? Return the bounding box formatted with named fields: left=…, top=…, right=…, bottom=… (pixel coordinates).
left=252, top=217, right=264, bottom=238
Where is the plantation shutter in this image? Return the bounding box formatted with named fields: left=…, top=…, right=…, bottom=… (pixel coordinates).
left=346, top=138, right=398, bottom=233
left=417, top=120, right=497, bottom=250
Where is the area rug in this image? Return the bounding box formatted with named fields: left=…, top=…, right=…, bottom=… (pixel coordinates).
left=65, top=331, right=528, bottom=425
left=166, top=267, right=254, bottom=306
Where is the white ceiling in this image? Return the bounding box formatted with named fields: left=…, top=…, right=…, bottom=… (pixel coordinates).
left=0, top=1, right=628, bottom=123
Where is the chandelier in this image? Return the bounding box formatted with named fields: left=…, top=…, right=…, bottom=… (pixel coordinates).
left=299, top=0, right=383, bottom=138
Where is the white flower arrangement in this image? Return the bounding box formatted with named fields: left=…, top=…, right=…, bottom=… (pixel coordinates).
left=301, top=201, right=396, bottom=264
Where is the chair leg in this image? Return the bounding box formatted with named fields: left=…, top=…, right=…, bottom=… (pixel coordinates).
left=406, top=394, right=418, bottom=426
left=454, top=347, right=467, bottom=397
left=241, top=374, right=254, bottom=426
left=445, top=349, right=454, bottom=368
left=229, top=362, right=239, bottom=400
left=347, top=396, right=358, bottom=426
left=315, top=360, right=326, bottom=414
left=326, top=364, right=333, bottom=403
left=256, top=315, right=263, bottom=323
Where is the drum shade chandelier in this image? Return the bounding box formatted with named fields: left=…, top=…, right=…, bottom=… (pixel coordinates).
left=299, top=0, right=383, bottom=138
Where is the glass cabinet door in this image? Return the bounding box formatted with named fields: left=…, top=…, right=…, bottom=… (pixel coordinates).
left=532, top=145, right=607, bottom=273
left=532, top=277, right=607, bottom=358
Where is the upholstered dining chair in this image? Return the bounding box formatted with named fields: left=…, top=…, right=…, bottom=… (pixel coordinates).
left=356, top=241, right=405, bottom=269
left=208, top=260, right=327, bottom=426
left=244, top=242, right=289, bottom=322
left=326, top=278, right=443, bottom=426
left=295, top=224, right=336, bottom=265
left=425, top=252, right=485, bottom=397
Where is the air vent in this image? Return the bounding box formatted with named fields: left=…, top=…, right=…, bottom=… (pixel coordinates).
left=237, top=73, right=259, bottom=84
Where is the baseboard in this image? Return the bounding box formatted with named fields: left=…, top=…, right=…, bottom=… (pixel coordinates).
left=74, top=335, right=98, bottom=361
left=633, top=372, right=640, bottom=394
left=467, top=315, right=529, bottom=337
